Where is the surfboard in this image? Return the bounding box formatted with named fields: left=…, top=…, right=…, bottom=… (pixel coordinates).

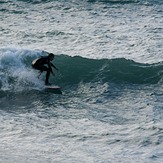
left=45, top=85, right=62, bottom=94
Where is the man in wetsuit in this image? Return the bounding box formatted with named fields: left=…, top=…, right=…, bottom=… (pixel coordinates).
left=32, top=52, right=58, bottom=85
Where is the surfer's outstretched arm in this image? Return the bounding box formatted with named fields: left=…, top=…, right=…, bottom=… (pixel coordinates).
left=50, top=63, right=58, bottom=71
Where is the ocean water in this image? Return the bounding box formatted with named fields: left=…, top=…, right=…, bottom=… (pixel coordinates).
left=0, top=0, right=163, bottom=162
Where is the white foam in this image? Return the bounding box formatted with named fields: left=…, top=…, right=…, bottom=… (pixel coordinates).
left=0, top=48, right=45, bottom=91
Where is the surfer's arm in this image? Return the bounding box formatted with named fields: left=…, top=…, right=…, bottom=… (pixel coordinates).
left=50, top=63, right=58, bottom=71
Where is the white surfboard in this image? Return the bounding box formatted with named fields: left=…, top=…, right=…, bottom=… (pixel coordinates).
left=44, top=85, right=62, bottom=94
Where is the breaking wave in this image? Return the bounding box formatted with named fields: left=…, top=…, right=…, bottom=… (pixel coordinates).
left=0, top=48, right=163, bottom=92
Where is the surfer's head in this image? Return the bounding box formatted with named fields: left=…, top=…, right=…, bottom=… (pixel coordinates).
left=48, top=53, right=55, bottom=61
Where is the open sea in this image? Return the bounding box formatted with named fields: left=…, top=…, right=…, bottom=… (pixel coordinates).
left=0, top=0, right=163, bottom=162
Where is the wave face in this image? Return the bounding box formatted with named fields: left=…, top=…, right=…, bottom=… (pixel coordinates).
left=0, top=48, right=162, bottom=92
left=56, top=55, right=163, bottom=85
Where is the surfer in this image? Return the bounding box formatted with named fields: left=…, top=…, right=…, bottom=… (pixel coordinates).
left=32, top=52, right=58, bottom=85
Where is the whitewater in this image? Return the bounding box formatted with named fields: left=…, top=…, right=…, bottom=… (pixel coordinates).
left=0, top=0, right=163, bottom=162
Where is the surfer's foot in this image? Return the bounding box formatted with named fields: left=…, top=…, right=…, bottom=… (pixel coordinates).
left=45, top=82, right=52, bottom=86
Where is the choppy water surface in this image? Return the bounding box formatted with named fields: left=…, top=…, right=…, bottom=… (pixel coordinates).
left=0, top=0, right=163, bottom=162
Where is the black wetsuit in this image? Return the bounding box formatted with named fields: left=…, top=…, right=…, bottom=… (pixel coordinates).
left=32, top=56, right=56, bottom=84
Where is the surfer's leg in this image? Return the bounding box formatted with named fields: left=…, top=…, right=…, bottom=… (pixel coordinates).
left=45, top=69, right=51, bottom=85
left=33, top=64, right=51, bottom=85
left=39, top=66, right=51, bottom=85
